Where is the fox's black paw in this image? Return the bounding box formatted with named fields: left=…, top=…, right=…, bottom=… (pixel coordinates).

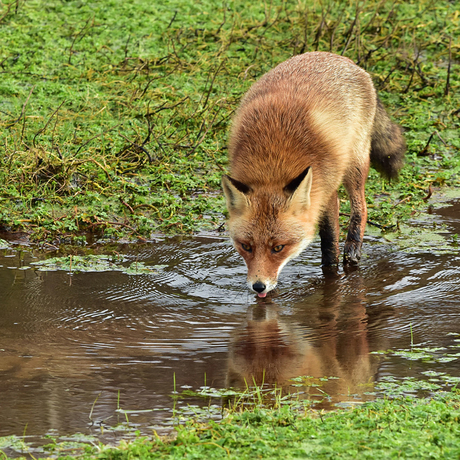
left=343, top=241, right=362, bottom=265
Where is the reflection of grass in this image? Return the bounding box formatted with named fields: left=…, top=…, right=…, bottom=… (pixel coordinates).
left=90, top=343, right=460, bottom=458
left=29, top=254, right=167, bottom=274
left=0, top=0, right=458, bottom=242
left=373, top=338, right=460, bottom=365
left=3, top=388, right=460, bottom=459
left=373, top=188, right=460, bottom=253
left=3, top=362, right=460, bottom=458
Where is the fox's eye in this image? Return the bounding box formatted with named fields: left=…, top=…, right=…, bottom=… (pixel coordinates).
left=272, top=244, right=285, bottom=253
left=241, top=243, right=252, bottom=252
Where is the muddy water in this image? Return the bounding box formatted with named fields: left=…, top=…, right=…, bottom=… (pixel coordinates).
left=1, top=201, right=460, bottom=443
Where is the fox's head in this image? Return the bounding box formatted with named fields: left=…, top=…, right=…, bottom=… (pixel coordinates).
left=222, top=166, right=315, bottom=297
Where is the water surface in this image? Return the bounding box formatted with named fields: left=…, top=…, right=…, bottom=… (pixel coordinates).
left=1, top=201, right=460, bottom=446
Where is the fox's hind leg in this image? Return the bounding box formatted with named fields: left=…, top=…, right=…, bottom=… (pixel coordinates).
left=343, top=158, right=370, bottom=264
left=319, top=190, right=340, bottom=267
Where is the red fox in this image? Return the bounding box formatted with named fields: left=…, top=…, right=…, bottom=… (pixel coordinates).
left=222, top=52, right=405, bottom=297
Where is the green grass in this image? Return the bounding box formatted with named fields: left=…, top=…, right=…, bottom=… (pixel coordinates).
left=4, top=390, right=460, bottom=459
left=0, top=0, right=459, bottom=243
left=4, top=346, right=460, bottom=459
left=97, top=394, right=460, bottom=459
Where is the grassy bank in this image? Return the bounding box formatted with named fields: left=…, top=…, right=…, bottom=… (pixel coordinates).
left=87, top=393, right=460, bottom=459
left=3, top=388, right=460, bottom=459
left=0, top=0, right=459, bottom=243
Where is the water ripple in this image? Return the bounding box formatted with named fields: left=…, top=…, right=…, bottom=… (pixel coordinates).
left=2, top=216, right=460, bottom=438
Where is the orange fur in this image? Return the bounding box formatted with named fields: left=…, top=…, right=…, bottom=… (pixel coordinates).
left=222, top=52, right=405, bottom=296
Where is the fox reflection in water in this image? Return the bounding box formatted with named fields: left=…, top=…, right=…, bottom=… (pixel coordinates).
left=227, top=270, right=392, bottom=407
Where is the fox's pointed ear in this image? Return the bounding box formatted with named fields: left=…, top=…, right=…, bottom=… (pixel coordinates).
left=222, top=175, right=251, bottom=215
left=284, top=166, right=312, bottom=214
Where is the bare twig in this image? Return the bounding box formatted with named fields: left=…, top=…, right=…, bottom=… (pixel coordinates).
left=141, top=107, right=155, bottom=148
left=6, top=84, right=35, bottom=128
left=341, top=2, right=361, bottom=56
left=339, top=212, right=395, bottom=230
left=360, top=0, right=387, bottom=34
left=0, top=0, right=20, bottom=24
left=418, top=132, right=436, bottom=156
left=145, top=97, right=189, bottom=117
left=298, top=9, right=308, bottom=54
left=215, top=3, right=227, bottom=35
left=403, top=41, right=421, bottom=94
left=418, top=131, right=446, bottom=157
left=258, top=1, right=284, bottom=37
left=444, top=36, right=452, bottom=96
left=33, top=100, right=66, bottom=148
left=200, top=59, right=226, bottom=111
left=69, top=16, right=94, bottom=65
left=435, top=131, right=447, bottom=146
left=102, top=221, right=138, bottom=233
left=328, top=4, right=346, bottom=52
left=119, top=197, right=135, bottom=214
left=423, top=184, right=433, bottom=202
left=123, top=34, right=131, bottom=61
left=167, top=11, right=178, bottom=29
left=313, top=2, right=332, bottom=51
left=188, top=105, right=222, bottom=156
left=132, top=203, right=160, bottom=212
left=119, top=133, right=154, bottom=163
left=75, top=123, right=123, bottom=155
left=415, top=62, right=429, bottom=88
left=379, top=62, right=399, bottom=90
left=393, top=196, right=412, bottom=208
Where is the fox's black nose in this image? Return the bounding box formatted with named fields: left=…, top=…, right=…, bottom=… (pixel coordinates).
left=252, top=281, right=266, bottom=293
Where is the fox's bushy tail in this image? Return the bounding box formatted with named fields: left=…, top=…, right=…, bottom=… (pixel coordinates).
left=370, top=99, right=406, bottom=180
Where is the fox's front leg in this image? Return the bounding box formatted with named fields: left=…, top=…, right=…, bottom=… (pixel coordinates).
left=319, top=191, right=340, bottom=266
left=343, top=160, right=370, bottom=264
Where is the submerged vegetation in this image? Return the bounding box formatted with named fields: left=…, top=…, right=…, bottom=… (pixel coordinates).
left=0, top=0, right=458, bottom=243
left=4, top=336, right=460, bottom=458
left=84, top=392, right=460, bottom=459
left=29, top=254, right=168, bottom=274
left=3, top=380, right=460, bottom=459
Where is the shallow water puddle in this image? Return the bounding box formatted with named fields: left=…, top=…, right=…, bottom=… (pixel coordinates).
left=1, top=201, right=460, bottom=446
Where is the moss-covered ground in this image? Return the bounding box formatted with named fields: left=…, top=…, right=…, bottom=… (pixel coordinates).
left=0, top=0, right=459, bottom=244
